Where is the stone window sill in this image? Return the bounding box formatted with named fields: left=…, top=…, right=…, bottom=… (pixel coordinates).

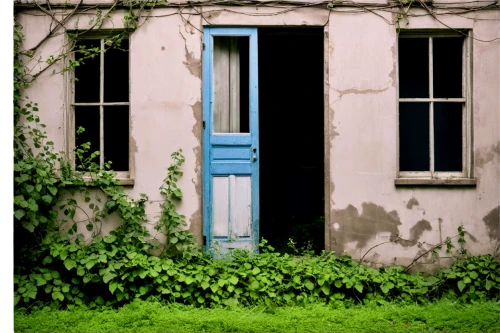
left=81, top=175, right=135, bottom=186
left=395, top=178, right=477, bottom=186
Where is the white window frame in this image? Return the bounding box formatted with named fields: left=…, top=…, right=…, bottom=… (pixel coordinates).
left=396, top=30, right=475, bottom=186
left=66, top=32, right=134, bottom=185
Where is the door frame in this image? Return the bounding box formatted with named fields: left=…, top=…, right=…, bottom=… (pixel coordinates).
left=202, top=27, right=260, bottom=252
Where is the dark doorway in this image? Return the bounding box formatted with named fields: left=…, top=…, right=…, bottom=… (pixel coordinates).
left=258, top=27, right=325, bottom=254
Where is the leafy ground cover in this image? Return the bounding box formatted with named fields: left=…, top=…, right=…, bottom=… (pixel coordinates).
left=15, top=300, right=500, bottom=333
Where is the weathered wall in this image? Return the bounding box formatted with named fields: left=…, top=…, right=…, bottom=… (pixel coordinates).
left=16, top=2, right=500, bottom=268
left=327, top=8, right=500, bottom=269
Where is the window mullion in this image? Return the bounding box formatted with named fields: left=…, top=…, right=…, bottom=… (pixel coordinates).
left=429, top=37, right=434, bottom=175
left=100, top=39, right=105, bottom=169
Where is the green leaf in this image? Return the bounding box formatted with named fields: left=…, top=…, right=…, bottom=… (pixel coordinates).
left=62, top=285, right=70, bottom=293
left=47, top=185, right=58, bottom=196
left=229, top=276, right=239, bottom=285
left=42, top=195, right=52, bottom=204
left=457, top=280, right=466, bottom=292
left=485, top=280, right=492, bottom=291
left=381, top=282, right=394, bottom=294
left=469, top=271, right=478, bottom=279
left=109, top=282, right=118, bottom=294
left=252, top=267, right=261, bottom=275
left=14, top=296, right=20, bottom=307
left=305, top=280, right=314, bottom=291
left=52, top=291, right=64, bottom=301
left=334, top=280, right=342, bottom=288
left=321, top=284, right=331, bottom=295
left=77, top=267, right=85, bottom=276
left=14, top=210, right=25, bottom=220
left=354, top=283, right=363, bottom=293
left=210, top=283, right=219, bottom=293
left=64, top=260, right=77, bottom=271
left=249, top=281, right=260, bottom=290
left=463, top=276, right=472, bottom=284
left=201, top=281, right=210, bottom=290
left=86, top=260, right=96, bottom=270
left=36, top=278, right=47, bottom=286
left=22, top=221, right=34, bottom=232
left=103, top=273, right=117, bottom=284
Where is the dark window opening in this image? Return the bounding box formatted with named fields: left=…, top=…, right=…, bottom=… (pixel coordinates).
left=398, top=35, right=465, bottom=173
left=399, top=103, right=430, bottom=171
left=399, top=38, right=429, bottom=99
left=259, top=28, right=325, bottom=254
left=74, top=38, right=130, bottom=172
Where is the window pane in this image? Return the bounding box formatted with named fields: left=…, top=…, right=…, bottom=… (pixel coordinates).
left=75, top=40, right=100, bottom=103
left=75, top=106, right=100, bottom=167
left=104, top=38, right=129, bottom=103
left=399, top=103, right=430, bottom=171
left=399, top=38, right=429, bottom=98
left=433, top=37, right=463, bottom=98
left=213, top=36, right=250, bottom=133
left=434, top=103, right=462, bottom=171
left=104, top=106, right=129, bottom=171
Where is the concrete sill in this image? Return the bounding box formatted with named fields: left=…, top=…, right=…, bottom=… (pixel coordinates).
left=395, top=178, right=477, bottom=186
left=115, top=178, right=135, bottom=186
left=81, top=176, right=135, bottom=186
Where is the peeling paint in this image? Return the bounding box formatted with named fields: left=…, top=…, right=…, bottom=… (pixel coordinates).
left=206, top=10, right=222, bottom=20
left=179, top=27, right=202, bottom=79
left=406, top=197, right=419, bottom=210
left=483, top=206, right=499, bottom=240
left=332, top=202, right=401, bottom=250
left=188, top=100, right=203, bottom=245
left=388, top=39, right=397, bottom=88
left=183, top=46, right=202, bottom=79
left=329, top=107, right=340, bottom=139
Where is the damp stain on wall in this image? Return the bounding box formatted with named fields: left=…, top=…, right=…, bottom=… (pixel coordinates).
left=483, top=206, right=499, bottom=240
left=406, top=197, right=419, bottom=209
left=332, top=202, right=401, bottom=250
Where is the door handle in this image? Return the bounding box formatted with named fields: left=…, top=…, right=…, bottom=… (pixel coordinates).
left=252, top=156, right=257, bottom=162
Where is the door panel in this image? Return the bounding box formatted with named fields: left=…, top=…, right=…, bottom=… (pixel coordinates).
left=203, top=27, right=259, bottom=253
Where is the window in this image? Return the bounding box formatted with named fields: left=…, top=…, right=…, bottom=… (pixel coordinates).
left=396, top=31, right=474, bottom=185
left=71, top=36, right=131, bottom=181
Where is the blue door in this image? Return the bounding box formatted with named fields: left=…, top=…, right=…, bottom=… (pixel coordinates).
left=202, top=27, right=259, bottom=252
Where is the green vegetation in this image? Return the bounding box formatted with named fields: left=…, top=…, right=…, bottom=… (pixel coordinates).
left=15, top=300, right=500, bottom=333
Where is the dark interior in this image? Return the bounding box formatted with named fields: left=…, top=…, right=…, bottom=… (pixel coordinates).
left=258, top=27, right=325, bottom=254
left=398, top=36, right=464, bottom=172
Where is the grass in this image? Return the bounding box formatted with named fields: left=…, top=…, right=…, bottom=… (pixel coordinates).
left=15, top=300, right=500, bottom=333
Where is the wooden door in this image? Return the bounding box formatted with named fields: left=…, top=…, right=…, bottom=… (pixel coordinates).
left=202, top=27, right=259, bottom=253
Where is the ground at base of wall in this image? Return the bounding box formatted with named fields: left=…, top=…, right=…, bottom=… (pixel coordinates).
left=14, top=300, right=500, bottom=333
